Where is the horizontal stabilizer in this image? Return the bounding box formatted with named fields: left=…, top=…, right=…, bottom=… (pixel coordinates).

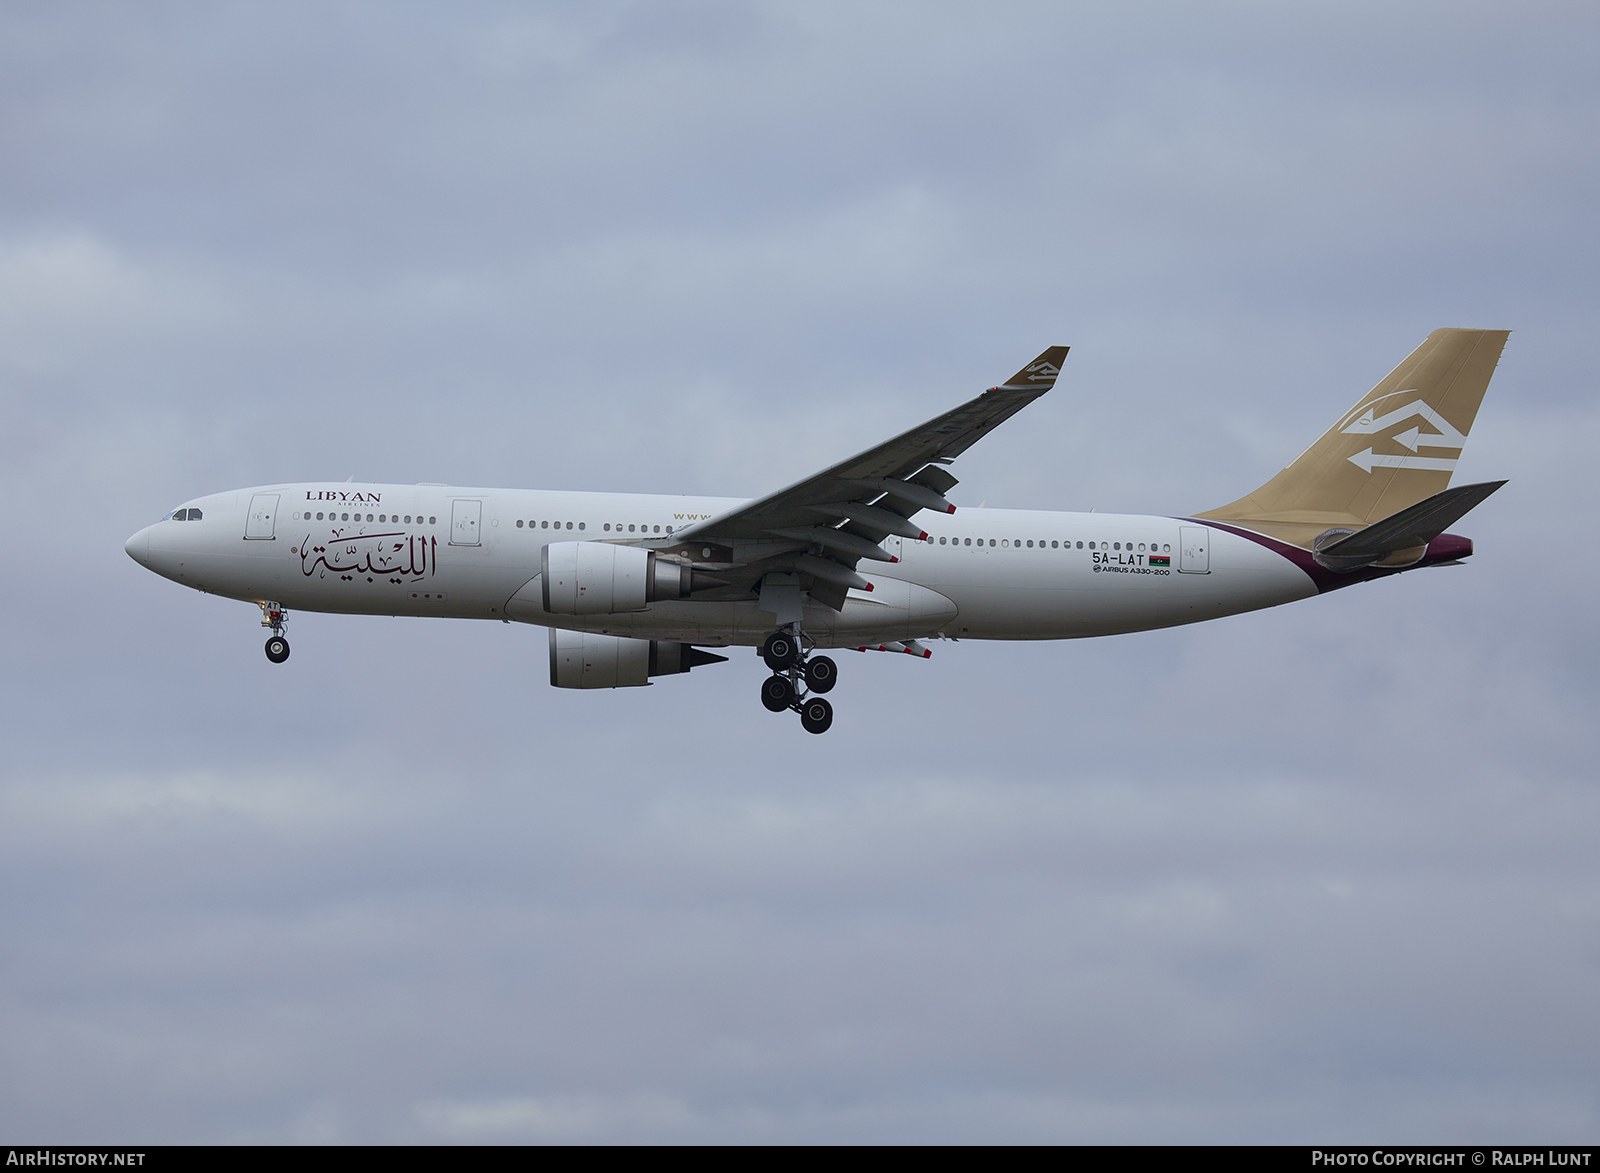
left=1314, top=480, right=1506, bottom=570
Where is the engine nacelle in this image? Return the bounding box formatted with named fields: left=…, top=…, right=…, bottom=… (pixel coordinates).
left=541, top=541, right=709, bottom=615
left=548, top=629, right=730, bottom=689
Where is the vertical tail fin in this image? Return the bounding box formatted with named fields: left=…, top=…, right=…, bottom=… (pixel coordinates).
left=1196, top=328, right=1510, bottom=548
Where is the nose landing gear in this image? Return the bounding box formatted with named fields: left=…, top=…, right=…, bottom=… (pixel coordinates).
left=261, top=601, right=290, bottom=664
left=759, top=630, right=836, bottom=733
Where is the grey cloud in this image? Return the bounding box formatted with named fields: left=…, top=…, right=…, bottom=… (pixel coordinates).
left=1, top=0, right=1597, bottom=1143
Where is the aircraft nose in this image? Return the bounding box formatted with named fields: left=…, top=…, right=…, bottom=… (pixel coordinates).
left=125, top=526, right=151, bottom=568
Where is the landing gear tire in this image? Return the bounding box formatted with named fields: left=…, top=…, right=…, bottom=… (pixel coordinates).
left=804, top=655, right=837, bottom=694
left=800, top=696, right=833, bottom=735
left=265, top=636, right=290, bottom=664
left=760, top=674, right=796, bottom=712
left=762, top=632, right=801, bottom=671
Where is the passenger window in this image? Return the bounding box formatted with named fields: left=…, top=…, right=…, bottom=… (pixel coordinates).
left=579, top=522, right=586, bottom=531
left=939, top=537, right=946, bottom=545
left=1089, top=542, right=1095, bottom=550
left=629, top=525, right=636, bottom=532
left=666, top=526, right=672, bottom=534
left=566, top=522, right=573, bottom=530
left=603, top=524, right=610, bottom=531
left=654, top=525, right=660, bottom=533
left=1163, top=544, right=1171, bottom=552
left=988, top=539, right=995, bottom=547
left=429, top=516, right=437, bottom=524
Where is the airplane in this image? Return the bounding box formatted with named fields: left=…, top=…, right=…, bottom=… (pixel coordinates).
left=125, top=328, right=1509, bottom=734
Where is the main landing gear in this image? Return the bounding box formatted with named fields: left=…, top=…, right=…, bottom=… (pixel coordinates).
left=261, top=601, right=290, bottom=664
left=760, top=630, right=837, bottom=734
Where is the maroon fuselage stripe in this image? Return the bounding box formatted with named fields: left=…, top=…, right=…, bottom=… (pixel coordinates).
left=1171, top=519, right=1474, bottom=594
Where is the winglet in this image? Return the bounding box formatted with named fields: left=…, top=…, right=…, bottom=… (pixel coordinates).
left=997, top=345, right=1069, bottom=393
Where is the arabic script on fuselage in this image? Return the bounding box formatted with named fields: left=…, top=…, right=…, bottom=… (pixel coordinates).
left=299, top=530, right=437, bottom=584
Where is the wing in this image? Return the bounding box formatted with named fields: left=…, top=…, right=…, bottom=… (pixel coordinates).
left=659, top=346, right=1068, bottom=610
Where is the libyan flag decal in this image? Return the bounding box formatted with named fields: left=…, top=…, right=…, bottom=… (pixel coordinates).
left=1149, top=554, right=1171, bottom=566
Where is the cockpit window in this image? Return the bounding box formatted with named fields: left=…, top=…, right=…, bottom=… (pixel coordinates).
left=164, top=507, right=203, bottom=521
left=187, top=508, right=201, bottom=521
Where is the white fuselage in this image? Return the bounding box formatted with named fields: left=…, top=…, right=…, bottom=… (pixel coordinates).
left=124, top=482, right=1320, bottom=647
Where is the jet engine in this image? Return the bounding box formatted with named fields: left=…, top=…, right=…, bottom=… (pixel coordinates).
left=548, top=629, right=729, bottom=689
left=541, top=541, right=719, bottom=615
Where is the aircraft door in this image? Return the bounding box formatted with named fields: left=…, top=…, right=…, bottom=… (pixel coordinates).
left=245, top=493, right=280, bottom=540
left=450, top=499, right=482, bottom=546
left=1178, top=525, right=1210, bottom=573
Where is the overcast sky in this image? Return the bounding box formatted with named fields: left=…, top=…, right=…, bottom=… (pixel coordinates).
left=2, top=0, right=1597, bottom=1143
